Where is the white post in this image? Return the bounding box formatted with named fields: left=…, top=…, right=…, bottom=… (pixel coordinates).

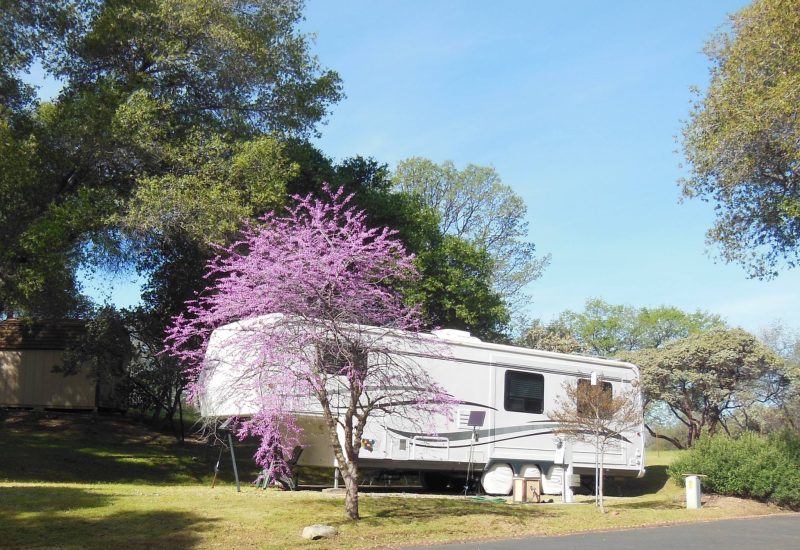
left=685, top=475, right=702, bottom=509
left=563, top=462, right=575, bottom=503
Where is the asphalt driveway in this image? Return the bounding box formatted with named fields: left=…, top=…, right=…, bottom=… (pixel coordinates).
left=413, top=514, right=800, bottom=550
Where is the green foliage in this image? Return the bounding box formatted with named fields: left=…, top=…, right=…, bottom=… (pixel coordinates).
left=0, top=1, right=75, bottom=110
left=62, top=305, right=189, bottom=430
left=745, top=323, right=800, bottom=433
left=557, top=298, right=725, bottom=356
left=50, top=0, right=343, bottom=136
left=409, top=235, right=509, bottom=342
left=517, top=319, right=587, bottom=354
left=123, top=132, right=295, bottom=244
left=0, top=0, right=342, bottom=319
left=281, top=143, right=511, bottom=340
left=394, top=157, right=549, bottom=314
left=0, top=112, right=96, bottom=317
left=681, top=0, right=800, bottom=278
left=668, top=431, right=800, bottom=509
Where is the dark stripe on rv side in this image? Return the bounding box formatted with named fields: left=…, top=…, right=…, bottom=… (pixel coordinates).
left=388, top=424, right=632, bottom=447
left=410, top=431, right=632, bottom=449
left=378, top=399, right=497, bottom=411
left=410, top=430, right=561, bottom=449
left=388, top=424, right=545, bottom=443
left=395, top=351, right=630, bottom=383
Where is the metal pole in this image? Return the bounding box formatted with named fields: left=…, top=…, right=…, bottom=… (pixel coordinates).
left=464, top=426, right=477, bottom=496
left=211, top=445, right=224, bottom=488
left=227, top=432, right=241, bottom=492
left=334, top=467, right=340, bottom=489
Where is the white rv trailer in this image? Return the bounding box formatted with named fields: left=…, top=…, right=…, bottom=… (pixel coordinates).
left=200, top=317, right=645, bottom=495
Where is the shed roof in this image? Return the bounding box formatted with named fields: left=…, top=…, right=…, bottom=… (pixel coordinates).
left=0, top=319, right=86, bottom=350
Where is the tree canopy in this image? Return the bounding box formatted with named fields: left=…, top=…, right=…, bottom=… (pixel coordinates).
left=681, top=0, right=800, bottom=278
left=282, top=146, right=513, bottom=341
left=1, top=1, right=524, bottom=347
left=753, top=322, right=800, bottom=432
left=552, top=298, right=725, bottom=356
left=0, top=0, right=342, bottom=319
left=629, top=328, right=782, bottom=448
left=517, top=319, right=586, bottom=354
left=394, top=158, right=549, bottom=315
left=50, top=0, right=343, bottom=136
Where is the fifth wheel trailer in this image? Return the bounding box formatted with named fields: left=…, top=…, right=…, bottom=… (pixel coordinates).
left=200, top=317, right=645, bottom=495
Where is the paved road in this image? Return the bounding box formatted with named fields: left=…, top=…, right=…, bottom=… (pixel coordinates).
left=413, top=515, right=800, bottom=550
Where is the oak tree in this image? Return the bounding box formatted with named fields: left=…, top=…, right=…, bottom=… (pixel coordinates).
left=681, top=0, right=800, bottom=278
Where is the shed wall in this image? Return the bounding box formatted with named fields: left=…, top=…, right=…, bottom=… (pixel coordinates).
left=0, top=349, right=96, bottom=409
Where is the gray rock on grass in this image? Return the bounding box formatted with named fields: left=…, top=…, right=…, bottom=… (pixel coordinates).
left=301, top=524, right=337, bottom=540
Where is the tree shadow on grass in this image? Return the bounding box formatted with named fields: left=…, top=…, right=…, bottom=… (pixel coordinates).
left=362, top=497, right=560, bottom=524
left=0, top=411, right=261, bottom=486
left=610, top=498, right=683, bottom=510
left=0, top=486, right=214, bottom=549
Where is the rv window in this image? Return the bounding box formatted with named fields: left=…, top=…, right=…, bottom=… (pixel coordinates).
left=576, top=379, right=613, bottom=418
left=504, top=370, right=544, bottom=414
left=316, top=343, right=367, bottom=376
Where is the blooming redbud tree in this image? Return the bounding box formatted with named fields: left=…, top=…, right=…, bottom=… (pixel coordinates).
left=165, top=186, right=454, bottom=520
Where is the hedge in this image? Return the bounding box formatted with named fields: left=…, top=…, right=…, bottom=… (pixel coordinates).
left=668, top=430, right=800, bottom=510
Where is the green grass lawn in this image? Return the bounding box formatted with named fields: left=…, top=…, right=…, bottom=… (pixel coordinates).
left=0, top=411, right=788, bottom=549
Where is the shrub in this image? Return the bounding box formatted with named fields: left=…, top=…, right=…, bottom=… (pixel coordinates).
left=668, top=431, right=800, bottom=510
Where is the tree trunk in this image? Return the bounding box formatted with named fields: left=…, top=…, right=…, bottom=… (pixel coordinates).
left=343, top=463, right=360, bottom=520
left=151, top=402, right=162, bottom=425
left=687, top=423, right=700, bottom=448
left=177, top=391, right=185, bottom=443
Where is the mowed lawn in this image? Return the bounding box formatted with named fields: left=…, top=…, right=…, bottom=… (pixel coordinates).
left=0, top=412, right=787, bottom=550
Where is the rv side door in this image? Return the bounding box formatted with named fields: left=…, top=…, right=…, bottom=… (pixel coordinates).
left=492, top=364, right=549, bottom=456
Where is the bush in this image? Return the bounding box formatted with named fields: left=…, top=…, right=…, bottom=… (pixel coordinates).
left=668, top=431, right=800, bottom=509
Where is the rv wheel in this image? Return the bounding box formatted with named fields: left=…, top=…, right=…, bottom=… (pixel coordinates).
left=421, top=472, right=450, bottom=492
left=480, top=463, right=513, bottom=495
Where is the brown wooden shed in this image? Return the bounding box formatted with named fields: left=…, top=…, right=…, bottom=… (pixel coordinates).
left=0, top=320, right=104, bottom=410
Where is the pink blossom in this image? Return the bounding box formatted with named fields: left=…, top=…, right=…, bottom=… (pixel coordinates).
left=165, top=186, right=455, bottom=493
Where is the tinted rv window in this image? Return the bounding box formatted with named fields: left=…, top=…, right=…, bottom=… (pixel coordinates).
left=576, top=378, right=613, bottom=418
left=504, top=370, right=544, bottom=413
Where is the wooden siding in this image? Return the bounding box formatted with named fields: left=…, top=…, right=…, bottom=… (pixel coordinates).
left=0, top=349, right=96, bottom=409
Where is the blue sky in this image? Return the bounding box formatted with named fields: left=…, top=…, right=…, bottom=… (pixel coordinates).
left=33, top=1, right=799, bottom=334
left=298, top=0, right=800, bottom=333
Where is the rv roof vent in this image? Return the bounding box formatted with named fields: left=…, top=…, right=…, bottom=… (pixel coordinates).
left=431, top=329, right=482, bottom=342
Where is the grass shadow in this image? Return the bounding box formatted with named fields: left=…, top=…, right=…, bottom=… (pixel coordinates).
left=362, top=497, right=559, bottom=524
left=0, top=486, right=111, bottom=513
left=610, top=498, right=683, bottom=510
left=0, top=486, right=213, bottom=549
left=0, top=411, right=261, bottom=486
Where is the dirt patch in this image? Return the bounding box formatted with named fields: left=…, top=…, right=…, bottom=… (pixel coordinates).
left=702, top=493, right=779, bottom=513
